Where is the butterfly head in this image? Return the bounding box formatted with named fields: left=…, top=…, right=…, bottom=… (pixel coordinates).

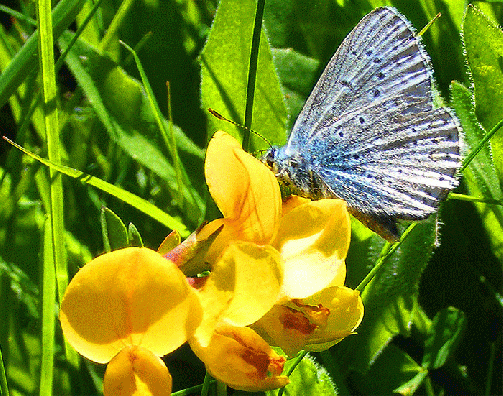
left=261, top=146, right=298, bottom=183
left=262, top=146, right=316, bottom=198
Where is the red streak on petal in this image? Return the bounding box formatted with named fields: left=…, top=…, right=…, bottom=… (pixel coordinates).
left=280, top=308, right=317, bottom=335
left=241, top=348, right=270, bottom=378
left=268, top=356, right=286, bottom=376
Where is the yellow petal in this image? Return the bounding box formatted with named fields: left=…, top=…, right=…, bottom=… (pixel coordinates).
left=205, top=131, right=281, bottom=245
left=274, top=199, right=350, bottom=298
left=189, top=325, right=289, bottom=392
left=60, top=247, right=203, bottom=363
left=194, top=242, right=283, bottom=346
left=103, top=345, right=172, bottom=396
left=253, top=287, right=363, bottom=356
left=252, top=304, right=313, bottom=357
left=281, top=195, right=310, bottom=215
left=302, top=286, right=364, bottom=352
left=196, top=218, right=238, bottom=264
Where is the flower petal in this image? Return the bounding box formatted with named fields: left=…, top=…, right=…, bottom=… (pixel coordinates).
left=103, top=345, right=172, bottom=396
left=302, top=286, right=364, bottom=352
left=189, top=325, right=289, bottom=392
left=253, top=287, right=363, bottom=356
left=194, top=242, right=283, bottom=346
left=274, top=199, right=351, bottom=298
left=205, top=131, right=281, bottom=245
left=60, top=247, right=203, bottom=363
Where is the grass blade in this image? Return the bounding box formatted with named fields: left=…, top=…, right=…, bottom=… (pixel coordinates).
left=4, top=137, right=190, bottom=236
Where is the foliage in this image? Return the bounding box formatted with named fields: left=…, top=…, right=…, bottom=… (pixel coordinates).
left=0, top=0, right=501, bottom=395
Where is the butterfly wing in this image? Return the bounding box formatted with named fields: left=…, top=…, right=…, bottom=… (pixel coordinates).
left=285, top=7, right=462, bottom=239
left=288, top=7, right=434, bottom=148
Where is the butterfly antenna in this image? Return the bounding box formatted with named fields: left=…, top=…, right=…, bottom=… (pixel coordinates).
left=208, top=108, right=272, bottom=148
left=418, top=12, right=441, bottom=36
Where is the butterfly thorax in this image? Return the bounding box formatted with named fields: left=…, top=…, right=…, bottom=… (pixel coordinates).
left=262, top=146, right=331, bottom=200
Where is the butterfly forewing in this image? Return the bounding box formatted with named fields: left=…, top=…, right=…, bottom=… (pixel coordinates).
left=288, top=7, right=434, bottom=149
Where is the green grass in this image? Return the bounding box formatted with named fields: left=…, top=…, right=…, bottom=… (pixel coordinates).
left=0, top=0, right=502, bottom=395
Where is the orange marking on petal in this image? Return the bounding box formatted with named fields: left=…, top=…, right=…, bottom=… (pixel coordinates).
left=280, top=307, right=317, bottom=335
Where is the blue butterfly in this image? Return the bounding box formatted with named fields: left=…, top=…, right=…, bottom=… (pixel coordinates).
left=263, top=7, right=462, bottom=241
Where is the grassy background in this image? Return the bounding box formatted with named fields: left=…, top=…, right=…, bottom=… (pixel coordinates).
left=0, top=0, right=502, bottom=395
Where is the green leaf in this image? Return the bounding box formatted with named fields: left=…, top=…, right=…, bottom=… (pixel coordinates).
left=422, top=307, right=465, bottom=370
left=100, top=206, right=128, bottom=252
left=267, top=354, right=338, bottom=396
left=350, top=345, right=427, bottom=396
left=339, top=218, right=437, bottom=372
left=451, top=81, right=503, bottom=262
left=463, top=5, right=503, bottom=181
left=200, top=0, right=287, bottom=150
left=127, top=223, right=143, bottom=247
left=0, top=0, right=87, bottom=108
left=0, top=259, right=39, bottom=319
left=58, top=31, right=204, bottom=225
left=270, top=48, right=319, bottom=129
left=4, top=138, right=190, bottom=236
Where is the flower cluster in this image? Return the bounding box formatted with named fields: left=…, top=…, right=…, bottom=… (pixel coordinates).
left=59, top=131, right=364, bottom=395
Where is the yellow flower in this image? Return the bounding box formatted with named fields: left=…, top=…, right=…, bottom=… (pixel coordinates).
left=253, top=197, right=363, bottom=356
left=190, top=325, right=289, bottom=392
left=273, top=195, right=350, bottom=299
left=187, top=241, right=287, bottom=391
left=191, top=131, right=363, bottom=381
left=104, top=345, right=172, bottom=396
left=60, top=247, right=203, bottom=396
left=199, top=131, right=282, bottom=263
left=200, top=132, right=363, bottom=358
left=252, top=285, right=364, bottom=356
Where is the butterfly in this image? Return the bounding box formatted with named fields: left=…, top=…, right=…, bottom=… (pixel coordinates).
left=262, top=6, right=462, bottom=241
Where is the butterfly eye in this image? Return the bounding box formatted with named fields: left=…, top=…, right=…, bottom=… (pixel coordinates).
left=262, top=148, right=277, bottom=169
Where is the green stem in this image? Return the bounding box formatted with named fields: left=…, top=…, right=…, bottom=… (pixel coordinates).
left=201, top=371, right=213, bottom=396
left=278, top=351, right=307, bottom=396
left=0, top=346, right=9, bottom=396
left=460, top=118, right=503, bottom=173
left=357, top=223, right=416, bottom=292
left=242, top=0, right=265, bottom=151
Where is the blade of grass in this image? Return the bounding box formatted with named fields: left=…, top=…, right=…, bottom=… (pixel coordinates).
left=40, top=215, right=57, bottom=396
left=37, top=0, right=66, bottom=391
left=0, top=345, right=8, bottom=396
left=14, top=0, right=105, bottom=146
left=356, top=222, right=417, bottom=293
left=201, top=372, right=213, bottom=396
left=0, top=5, right=37, bottom=25
left=99, top=0, right=136, bottom=54
left=120, top=40, right=184, bottom=207
left=459, top=117, right=503, bottom=173
left=448, top=193, right=503, bottom=205
left=0, top=0, right=86, bottom=108
left=37, top=0, right=66, bottom=311
left=4, top=137, right=190, bottom=236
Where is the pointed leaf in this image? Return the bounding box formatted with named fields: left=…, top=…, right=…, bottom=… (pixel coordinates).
left=200, top=0, right=287, bottom=149
left=422, top=307, right=465, bottom=369
left=127, top=223, right=143, bottom=247
left=451, top=81, right=503, bottom=263
left=338, top=218, right=436, bottom=372
left=349, top=344, right=426, bottom=396
left=463, top=5, right=503, bottom=180
left=101, top=207, right=128, bottom=252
